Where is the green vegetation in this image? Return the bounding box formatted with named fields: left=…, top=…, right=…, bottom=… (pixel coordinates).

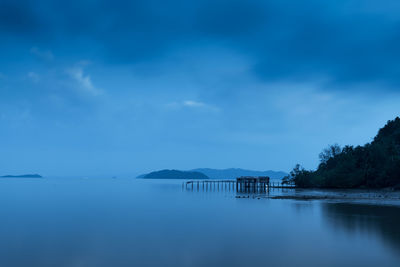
left=283, top=117, right=400, bottom=188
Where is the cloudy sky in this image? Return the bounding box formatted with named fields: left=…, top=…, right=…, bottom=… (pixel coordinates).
left=1, top=0, right=400, bottom=176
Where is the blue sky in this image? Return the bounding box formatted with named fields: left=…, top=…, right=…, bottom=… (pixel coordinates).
left=1, top=0, right=400, bottom=176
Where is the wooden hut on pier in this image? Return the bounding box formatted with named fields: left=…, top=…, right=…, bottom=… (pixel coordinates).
left=236, top=176, right=270, bottom=192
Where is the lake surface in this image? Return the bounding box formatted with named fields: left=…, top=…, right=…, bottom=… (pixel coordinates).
left=0, top=178, right=399, bottom=267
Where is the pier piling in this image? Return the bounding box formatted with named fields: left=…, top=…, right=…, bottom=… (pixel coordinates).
left=185, top=176, right=295, bottom=193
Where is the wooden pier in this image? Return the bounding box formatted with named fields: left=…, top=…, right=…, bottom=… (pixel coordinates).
left=184, top=180, right=236, bottom=191
left=184, top=176, right=295, bottom=192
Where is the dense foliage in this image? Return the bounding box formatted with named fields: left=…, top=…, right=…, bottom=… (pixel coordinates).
left=283, top=117, right=400, bottom=188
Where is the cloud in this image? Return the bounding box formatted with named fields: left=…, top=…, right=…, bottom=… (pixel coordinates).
left=2, top=0, right=400, bottom=93
left=0, top=0, right=41, bottom=34
left=67, top=66, right=101, bottom=96
left=27, top=71, right=40, bottom=82
left=30, top=47, right=54, bottom=61
left=183, top=100, right=206, bottom=108
left=166, top=100, right=219, bottom=112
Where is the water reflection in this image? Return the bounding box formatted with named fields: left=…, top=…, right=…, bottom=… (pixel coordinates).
left=321, top=203, right=400, bottom=252
left=1, top=178, right=399, bottom=266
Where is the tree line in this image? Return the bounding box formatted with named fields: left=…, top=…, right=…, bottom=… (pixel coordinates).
left=283, top=117, right=400, bottom=188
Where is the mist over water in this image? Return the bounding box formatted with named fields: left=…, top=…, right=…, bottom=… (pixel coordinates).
left=0, top=178, right=399, bottom=267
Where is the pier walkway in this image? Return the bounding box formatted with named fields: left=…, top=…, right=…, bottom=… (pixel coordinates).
left=184, top=177, right=295, bottom=192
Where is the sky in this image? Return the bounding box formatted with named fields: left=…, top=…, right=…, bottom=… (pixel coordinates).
left=1, top=0, right=400, bottom=176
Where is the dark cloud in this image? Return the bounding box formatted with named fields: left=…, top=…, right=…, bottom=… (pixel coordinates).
left=0, top=0, right=41, bottom=34
left=1, top=0, right=400, bottom=87
left=2, top=1, right=400, bottom=175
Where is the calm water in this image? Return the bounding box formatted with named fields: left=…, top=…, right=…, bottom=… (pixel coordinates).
left=0, top=178, right=399, bottom=267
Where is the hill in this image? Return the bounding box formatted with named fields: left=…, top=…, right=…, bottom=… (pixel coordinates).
left=1, top=174, right=42, bottom=178
left=191, top=168, right=287, bottom=180
left=286, top=117, right=400, bottom=188
left=138, top=170, right=209, bottom=179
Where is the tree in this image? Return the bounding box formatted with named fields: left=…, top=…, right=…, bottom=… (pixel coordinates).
left=289, top=117, right=400, bottom=188
left=281, top=175, right=291, bottom=185
left=319, top=144, right=342, bottom=164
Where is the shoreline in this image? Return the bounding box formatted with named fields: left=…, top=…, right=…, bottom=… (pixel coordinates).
left=263, top=188, right=400, bottom=206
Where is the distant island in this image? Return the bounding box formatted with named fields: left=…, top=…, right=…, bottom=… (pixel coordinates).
left=1, top=174, right=43, bottom=178
left=138, top=168, right=287, bottom=180
left=138, top=170, right=209, bottom=179
left=191, top=168, right=287, bottom=180
left=285, top=117, right=400, bottom=189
